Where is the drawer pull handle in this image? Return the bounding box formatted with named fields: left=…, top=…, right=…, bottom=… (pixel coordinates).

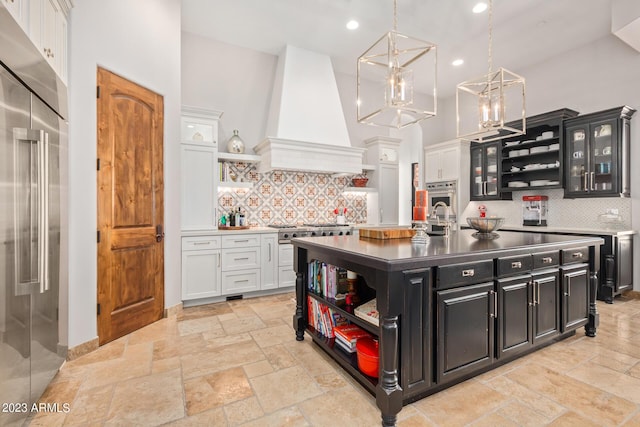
left=462, top=269, right=475, bottom=277
left=234, top=257, right=250, bottom=261
left=234, top=239, right=250, bottom=243
left=235, top=279, right=250, bottom=283
left=511, top=261, right=522, bottom=269
left=542, top=257, right=553, bottom=264
left=572, top=252, right=583, bottom=259
left=193, top=241, right=211, bottom=245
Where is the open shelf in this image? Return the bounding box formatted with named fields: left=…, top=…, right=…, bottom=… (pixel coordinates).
left=218, top=152, right=261, bottom=163
left=343, top=186, right=376, bottom=193
left=308, top=292, right=379, bottom=335
left=306, top=326, right=378, bottom=395
left=218, top=181, right=253, bottom=189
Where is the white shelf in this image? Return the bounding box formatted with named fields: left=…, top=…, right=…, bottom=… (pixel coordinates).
left=362, top=163, right=377, bottom=171
left=218, top=181, right=254, bottom=189
left=344, top=186, right=376, bottom=192
left=218, top=152, right=261, bottom=163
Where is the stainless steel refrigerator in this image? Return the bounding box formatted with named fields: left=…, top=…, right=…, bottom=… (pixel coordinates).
left=1, top=5, right=68, bottom=426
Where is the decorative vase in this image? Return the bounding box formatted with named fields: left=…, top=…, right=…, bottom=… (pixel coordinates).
left=226, top=129, right=245, bottom=154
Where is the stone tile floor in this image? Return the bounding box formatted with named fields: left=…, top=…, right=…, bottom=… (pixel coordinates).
left=29, top=292, right=640, bottom=426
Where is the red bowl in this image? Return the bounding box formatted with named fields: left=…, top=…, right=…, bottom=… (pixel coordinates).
left=351, top=178, right=369, bottom=187
left=356, top=337, right=379, bottom=378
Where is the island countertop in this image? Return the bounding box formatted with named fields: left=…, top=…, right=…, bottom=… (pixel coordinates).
left=292, top=229, right=604, bottom=271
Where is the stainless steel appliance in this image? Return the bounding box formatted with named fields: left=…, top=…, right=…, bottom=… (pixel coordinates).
left=1, top=5, right=68, bottom=426
left=522, top=195, right=548, bottom=226
left=424, top=180, right=458, bottom=234
left=269, top=224, right=354, bottom=244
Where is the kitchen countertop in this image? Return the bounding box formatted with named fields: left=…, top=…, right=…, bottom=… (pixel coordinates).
left=491, top=224, right=635, bottom=237
left=292, top=229, right=603, bottom=271
left=181, top=227, right=277, bottom=237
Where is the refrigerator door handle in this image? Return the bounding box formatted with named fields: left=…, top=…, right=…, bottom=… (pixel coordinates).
left=39, top=130, right=50, bottom=292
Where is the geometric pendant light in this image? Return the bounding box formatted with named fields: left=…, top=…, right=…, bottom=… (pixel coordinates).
left=357, top=0, right=437, bottom=128
left=456, top=0, right=526, bottom=142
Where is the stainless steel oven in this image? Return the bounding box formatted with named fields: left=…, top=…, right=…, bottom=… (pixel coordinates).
left=424, top=180, right=458, bottom=233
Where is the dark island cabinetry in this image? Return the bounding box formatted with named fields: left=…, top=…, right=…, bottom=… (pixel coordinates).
left=293, top=232, right=602, bottom=427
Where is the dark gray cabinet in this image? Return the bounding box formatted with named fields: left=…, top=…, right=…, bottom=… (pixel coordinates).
left=436, top=282, right=495, bottom=384
left=501, top=108, right=578, bottom=191
left=561, top=264, right=590, bottom=332
left=470, top=141, right=510, bottom=200
left=599, top=234, right=634, bottom=303
left=532, top=270, right=561, bottom=342
left=564, top=106, right=635, bottom=198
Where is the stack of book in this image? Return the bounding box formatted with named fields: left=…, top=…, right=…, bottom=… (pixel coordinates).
left=333, top=324, right=372, bottom=353
left=308, top=260, right=348, bottom=299
left=307, top=296, right=347, bottom=338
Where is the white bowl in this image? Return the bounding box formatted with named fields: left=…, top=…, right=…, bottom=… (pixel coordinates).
left=542, top=131, right=554, bottom=139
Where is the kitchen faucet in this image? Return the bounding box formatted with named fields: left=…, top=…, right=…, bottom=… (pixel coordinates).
left=430, top=201, right=452, bottom=236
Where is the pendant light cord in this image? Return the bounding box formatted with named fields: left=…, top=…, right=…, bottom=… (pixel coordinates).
left=393, top=0, right=398, bottom=32
left=488, top=0, right=493, bottom=74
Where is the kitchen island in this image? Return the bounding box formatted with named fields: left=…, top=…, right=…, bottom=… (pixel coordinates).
left=292, top=230, right=603, bottom=427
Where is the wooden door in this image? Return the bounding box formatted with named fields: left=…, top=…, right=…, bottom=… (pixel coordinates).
left=97, top=68, right=164, bottom=345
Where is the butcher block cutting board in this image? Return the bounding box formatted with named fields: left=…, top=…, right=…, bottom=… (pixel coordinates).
left=359, top=227, right=416, bottom=240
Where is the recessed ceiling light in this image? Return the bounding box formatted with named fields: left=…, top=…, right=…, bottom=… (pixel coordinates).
left=452, top=59, right=464, bottom=66
left=472, top=2, right=488, bottom=13
left=346, top=20, right=359, bottom=30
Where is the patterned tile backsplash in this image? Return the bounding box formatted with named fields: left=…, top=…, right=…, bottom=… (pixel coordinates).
left=217, top=162, right=368, bottom=226
left=461, top=188, right=633, bottom=229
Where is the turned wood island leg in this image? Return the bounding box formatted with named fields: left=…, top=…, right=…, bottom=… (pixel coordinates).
left=378, top=315, right=402, bottom=427
left=293, top=271, right=305, bottom=341
left=586, top=244, right=600, bottom=337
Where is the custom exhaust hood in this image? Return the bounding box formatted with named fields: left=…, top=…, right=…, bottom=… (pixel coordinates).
left=254, top=45, right=365, bottom=175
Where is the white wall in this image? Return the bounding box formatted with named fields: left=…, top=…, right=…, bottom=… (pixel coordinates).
left=68, top=0, right=181, bottom=347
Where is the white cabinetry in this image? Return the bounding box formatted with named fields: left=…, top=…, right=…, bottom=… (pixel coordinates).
left=4, top=0, right=28, bottom=30
left=182, top=236, right=221, bottom=300
left=364, top=137, right=401, bottom=225
left=180, top=107, right=223, bottom=231
left=221, top=234, right=262, bottom=294
left=278, top=244, right=295, bottom=288
left=29, top=0, right=71, bottom=83
left=261, top=234, right=278, bottom=290
left=424, top=140, right=469, bottom=183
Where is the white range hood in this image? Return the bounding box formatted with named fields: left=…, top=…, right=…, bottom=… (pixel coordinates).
left=255, top=45, right=364, bottom=174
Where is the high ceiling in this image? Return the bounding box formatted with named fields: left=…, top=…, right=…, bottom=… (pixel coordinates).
left=181, top=0, right=615, bottom=96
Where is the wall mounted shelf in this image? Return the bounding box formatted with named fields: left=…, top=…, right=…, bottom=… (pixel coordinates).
left=218, top=152, right=261, bottom=163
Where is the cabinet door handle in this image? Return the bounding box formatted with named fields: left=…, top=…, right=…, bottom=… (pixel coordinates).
left=217, top=253, right=221, bottom=268
left=511, top=261, right=522, bottom=269
left=268, top=243, right=272, bottom=262
left=583, top=171, right=588, bottom=192
left=462, top=269, right=475, bottom=277
left=590, top=172, right=595, bottom=191
left=542, top=257, right=553, bottom=264
left=537, top=281, right=541, bottom=305
left=483, top=181, right=487, bottom=196
left=566, top=277, right=572, bottom=297
left=492, top=290, right=498, bottom=319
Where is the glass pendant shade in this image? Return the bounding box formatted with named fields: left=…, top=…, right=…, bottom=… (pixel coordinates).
left=357, top=30, right=437, bottom=129
left=456, top=67, right=525, bottom=142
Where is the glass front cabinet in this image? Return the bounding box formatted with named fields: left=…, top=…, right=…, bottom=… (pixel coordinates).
left=564, top=106, right=635, bottom=198
left=470, top=141, right=510, bottom=200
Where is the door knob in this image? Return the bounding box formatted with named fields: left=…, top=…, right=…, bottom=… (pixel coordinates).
left=155, top=225, right=164, bottom=242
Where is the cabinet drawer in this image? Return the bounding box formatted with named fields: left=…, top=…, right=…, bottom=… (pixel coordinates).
left=561, top=247, right=589, bottom=265
left=497, top=255, right=532, bottom=277
left=278, top=244, right=293, bottom=267
left=222, top=234, right=260, bottom=248
left=533, top=251, right=559, bottom=270
left=182, top=236, right=221, bottom=251
left=278, top=266, right=296, bottom=288
left=222, top=269, right=260, bottom=294
left=222, top=248, right=260, bottom=271
left=437, top=260, right=493, bottom=289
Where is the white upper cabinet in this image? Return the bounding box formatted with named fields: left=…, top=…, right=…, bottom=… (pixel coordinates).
left=4, top=0, right=29, bottom=31
left=424, top=140, right=469, bottom=183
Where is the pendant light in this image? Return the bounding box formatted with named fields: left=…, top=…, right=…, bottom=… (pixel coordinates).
left=357, top=0, right=437, bottom=129
left=456, top=0, right=525, bottom=142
